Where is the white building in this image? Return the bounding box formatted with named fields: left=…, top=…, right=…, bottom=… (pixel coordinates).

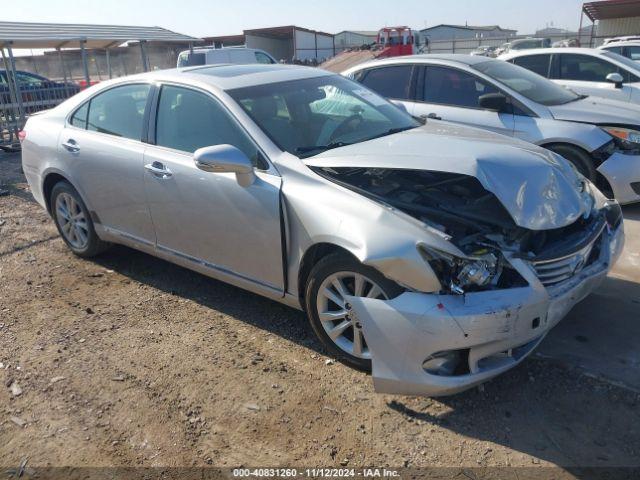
left=205, top=26, right=335, bottom=63
left=333, top=30, right=378, bottom=52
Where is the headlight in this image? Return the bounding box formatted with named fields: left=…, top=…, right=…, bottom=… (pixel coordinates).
left=418, top=246, right=501, bottom=294
left=601, top=126, right=640, bottom=145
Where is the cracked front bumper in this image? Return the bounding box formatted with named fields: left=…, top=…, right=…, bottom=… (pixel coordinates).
left=349, top=224, right=624, bottom=397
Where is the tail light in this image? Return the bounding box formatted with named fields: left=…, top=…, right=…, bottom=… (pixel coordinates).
left=18, top=130, right=26, bottom=142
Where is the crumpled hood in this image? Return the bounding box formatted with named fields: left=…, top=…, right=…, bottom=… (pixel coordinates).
left=305, top=122, right=592, bottom=230
left=549, top=96, right=640, bottom=125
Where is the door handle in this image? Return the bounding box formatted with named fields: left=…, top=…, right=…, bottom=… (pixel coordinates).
left=426, top=113, right=442, bottom=120
left=144, top=162, right=173, bottom=178
left=62, top=139, right=80, bottom=152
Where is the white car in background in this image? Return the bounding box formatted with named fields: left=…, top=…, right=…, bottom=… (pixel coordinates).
left=599, top=40, right=640, bottom=62
left=177, top=47, right=277, bottom=67
left=499, top=48, right=640, bottom=104
left=343, top=54, right=640, bottom=204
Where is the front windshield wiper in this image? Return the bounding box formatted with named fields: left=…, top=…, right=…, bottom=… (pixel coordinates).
left=295, top=141, right=352, bottom=155
left=363, top=125, right=416, bottom=141
left=295, top=126, right=416, bottom=157
left=558, top=94, right=588, bottom=105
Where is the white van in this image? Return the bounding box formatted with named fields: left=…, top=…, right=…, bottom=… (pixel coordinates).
left=177, top=47, right=277, bottom=68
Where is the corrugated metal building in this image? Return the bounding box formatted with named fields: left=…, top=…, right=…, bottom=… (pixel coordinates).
left=333, top=30, right=378, bottom=52
left=419, top=24, right=517, bottom=41
left=205, top=26, right=335, bottom=63
left=581, top=0, right=640, bottom=40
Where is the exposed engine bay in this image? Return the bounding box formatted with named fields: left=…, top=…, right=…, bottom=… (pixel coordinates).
left=313, top=167, right=619, bottom=293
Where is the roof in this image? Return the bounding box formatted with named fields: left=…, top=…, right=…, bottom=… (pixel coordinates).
left=420, top=24, right=516, bottom=33
left=500, top=47, right=611, bottom=58
left=138, top=64, right=333, bottom=90
left=243, top=25, right=333, bottom=38
left=341, top=54, right=498, bottom=73
left=0, top=20, right=200, bottom=49
left=334, top=30, right=379, bottom=37
left=583, top=0, right=640, bottom=21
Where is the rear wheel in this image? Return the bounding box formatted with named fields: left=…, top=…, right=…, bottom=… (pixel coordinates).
left=547, top=144, right=596, bottom=181
left=304, top=253, right=403, bottom=371
left=50, top=181, right=110, bottom=257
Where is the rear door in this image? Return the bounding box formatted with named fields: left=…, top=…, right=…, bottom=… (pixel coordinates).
left=550, top=53, right=633, bottom=102
left=413, top=65, right=514, bottom=136
left=142, top=84, right=284, bottom=291
left=59, top=83, right=155, bottom=243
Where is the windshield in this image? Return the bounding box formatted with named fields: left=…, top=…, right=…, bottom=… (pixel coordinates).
left=473, top=60, right=580, bottom=106
left=227, top=75, right=419, bottom=158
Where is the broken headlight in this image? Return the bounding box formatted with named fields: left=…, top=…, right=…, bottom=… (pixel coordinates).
left=602, top=126, right=640, bottom=145
left=418, top=245, right=502, bottom=294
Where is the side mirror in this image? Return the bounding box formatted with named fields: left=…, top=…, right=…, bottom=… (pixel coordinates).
left=194, top=144, right=256, bottom=187
left=478, top=92, right=508, bottom=112
left=606, top=72, right=624, bottom=88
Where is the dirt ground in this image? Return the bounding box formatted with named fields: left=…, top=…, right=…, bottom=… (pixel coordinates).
left=1, top=151, right=639, bottom=473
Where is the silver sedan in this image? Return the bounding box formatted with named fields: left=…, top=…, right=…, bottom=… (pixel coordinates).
left=343, top=54, right=640, bottom=204
left=21, top=65, right=624, bottom=396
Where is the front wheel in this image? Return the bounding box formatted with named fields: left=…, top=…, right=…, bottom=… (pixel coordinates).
left=547, top=144, right=596, bottom=181
left=304, top=253, right=403, bottom=371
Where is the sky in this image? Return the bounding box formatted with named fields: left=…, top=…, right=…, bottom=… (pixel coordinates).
left=9, top=0, right=589, bottom=38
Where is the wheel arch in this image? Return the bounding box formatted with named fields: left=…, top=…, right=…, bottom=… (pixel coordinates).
left=297, top=243, right=359, bottom=309
left=41, top=171, right=99, bottom=223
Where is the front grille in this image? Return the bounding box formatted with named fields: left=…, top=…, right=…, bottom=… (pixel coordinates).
left=531, top=235, right=601, bottom=287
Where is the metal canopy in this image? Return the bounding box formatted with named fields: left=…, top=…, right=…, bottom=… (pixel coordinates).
left=583, top=0, right=640, bottom=22
left=0, top=20, right=201, bottom=49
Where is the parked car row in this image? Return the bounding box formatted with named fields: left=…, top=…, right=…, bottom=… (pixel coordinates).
left=1, top=69, right=80, bottom=106
left=20, top=59, right=626, bottom=396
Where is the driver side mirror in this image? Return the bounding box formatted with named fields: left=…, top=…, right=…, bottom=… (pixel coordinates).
left=194, top=144, right=256, bottom=187
left=478, top=93, right=509, bottom=112
left=606, top=72, right=624, bottom=89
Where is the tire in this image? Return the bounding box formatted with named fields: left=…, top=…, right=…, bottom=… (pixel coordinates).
left=304, top=253, right=403, bottom=371
left=547, top=144, right=597, bottom=181
left=50, top=181, right=110, bottom=257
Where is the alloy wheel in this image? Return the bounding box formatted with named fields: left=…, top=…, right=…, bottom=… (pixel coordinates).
left=55, top=192, right=89, bottom=249
left=315, top=271, right=388, bottom=359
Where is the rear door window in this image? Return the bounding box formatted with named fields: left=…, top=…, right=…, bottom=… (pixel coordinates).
left=422, top=66, right=499, bottom=108
left=359, top=65, right=414, bottom=100
left=603, top=46, right=623, bottom=55
left=255, top=52, right=274, bottom=64
left=513, top=54, right=552, bottom=77
left=86, top=84, right=150, bottom=140
left=70, top=102, right=89, bottom=129
left=626, top=46, right=640, bottom=61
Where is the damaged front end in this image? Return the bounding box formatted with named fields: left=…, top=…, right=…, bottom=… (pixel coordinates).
left=312, top=166, right=625, bottom=396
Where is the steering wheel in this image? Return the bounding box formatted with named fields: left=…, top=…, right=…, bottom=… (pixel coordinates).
left=329, top=114, right=364, bottom=142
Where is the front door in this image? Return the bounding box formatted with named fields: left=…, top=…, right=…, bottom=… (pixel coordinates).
left=552, top=53, right=633, bottom=103
left=143, top=84, right=284, bottom=291
left=412, top=65, right=514, bottom=136
left=59, top=83, right=155, bottom=243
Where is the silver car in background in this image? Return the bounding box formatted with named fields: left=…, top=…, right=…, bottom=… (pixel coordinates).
left=343, top=54, right=640, bottom=204
left=21, top=64, right=624, bottom=396
left=500, top=48, right=640, bottom=105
